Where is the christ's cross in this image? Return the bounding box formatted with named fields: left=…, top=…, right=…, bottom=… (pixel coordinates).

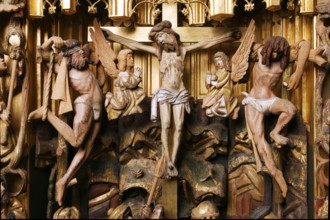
left=88, top=1, right=243, bottom=218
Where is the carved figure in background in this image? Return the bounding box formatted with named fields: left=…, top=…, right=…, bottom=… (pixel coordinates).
left=231, top=20, right=311, bottom=198
left=103, top=49, right=146, bottom=120
left=0, top=97, right=10, bottom=127
left=0, top=24, right=25, bottom=146
left=1, top=13, right=29, bottom=199
left=191, top=200, right=220, bottom=219
left=53, top=206, right=79, bottom=219
left=1, top=176, right=26, bottom=219
left=0, top=53, right=7, bottom=73
left=0, top=53, right=10, bottom=129
left=0, top=52, right=12, bottom=165
left=314, top=1, right=330, bottom=217
left=202, top=51, right=239, bottom=119
left=94, top=19, right=240, bottom=178
left=315, top=1, right=330, bottom=66
left=0, top=1, right=25, bottom=13
left=28, top=37, right=103, bottom=206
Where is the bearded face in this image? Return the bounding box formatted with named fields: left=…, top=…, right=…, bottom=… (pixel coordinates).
left=270, top=50, right=283, bottom=62
left=71, top=50, right=88, bottom=70
left=155, top=32, right=176, bottom=52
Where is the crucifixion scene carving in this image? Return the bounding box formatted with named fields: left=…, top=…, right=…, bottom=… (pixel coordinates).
left=0, top=0, right=329, bottom=219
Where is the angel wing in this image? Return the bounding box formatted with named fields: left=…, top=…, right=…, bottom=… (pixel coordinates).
left=89, top=19, right=119, bottom=78
left=231, top=19, right=255, bottom=83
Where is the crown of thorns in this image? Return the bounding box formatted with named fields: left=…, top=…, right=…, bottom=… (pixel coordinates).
left=62, top=46, right=81, bottom=57
left=61, top=39, right=81, bottom=57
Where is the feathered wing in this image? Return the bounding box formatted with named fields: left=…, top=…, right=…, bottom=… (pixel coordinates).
left=231, top=19, right=255, bottom=83
left=89, top=19, right=119, bottom=78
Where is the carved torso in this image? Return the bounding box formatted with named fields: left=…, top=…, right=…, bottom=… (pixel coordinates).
left=251, top=48, right=284, bottom=98
left=160, top=51, right=185, bottom=91
left=69, top=68, right=103, bottom=104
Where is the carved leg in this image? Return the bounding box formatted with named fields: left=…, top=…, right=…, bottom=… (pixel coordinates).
left=56, top=121, right=100, bottom=206
left=159, top=102, right=177, bottom=178
left=260, top=138, right=287, bottom=198
left=246, top=106, right=287, bottom=198
left=29, top=109, right=78, bottom=147
left=56, top=149, right=87, bottom=206
left=55, top=104, right=97, bottom=206
left=270, top=99, right=296, bottom=146
left=171, top=104, right=185, bottom=164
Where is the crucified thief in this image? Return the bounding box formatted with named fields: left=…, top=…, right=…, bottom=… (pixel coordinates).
left=28, top=37, right=103, bottom=205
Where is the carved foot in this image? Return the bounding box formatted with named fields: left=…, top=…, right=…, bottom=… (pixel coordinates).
left=55, top=178, right=67, bottom=206
left=167, top=162, right=178, bottom=177
left=270, top=131, right=288, bottom=147
left=104, top=92, right=113, bottom=107
left=28, top=106, right=47, bottom=122
left=205, top=108, right=214, bottom=117
left=274, top=170, right=287, bottom=198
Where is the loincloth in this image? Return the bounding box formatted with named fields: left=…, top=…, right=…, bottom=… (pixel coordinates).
left=74, top=96, right=101, bottom=120
left=241, top=92, right=278, bottom=114
left=151, top=88, right=191, bottom=121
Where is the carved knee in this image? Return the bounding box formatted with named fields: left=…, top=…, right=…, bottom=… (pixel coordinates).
left=251, top=132, right=264, bottom=146
left=287, top=105, right=297, bottom=118
left=176, top=126, right=182, bottom=135
left=162, top=121, right=171, bottom=133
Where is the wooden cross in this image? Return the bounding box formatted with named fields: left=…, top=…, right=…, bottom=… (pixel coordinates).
left=88, top=1, right=243, bottom=97
left=88, top=1, right=238, bottom=43
left=88, top=1, right=243, bottom=218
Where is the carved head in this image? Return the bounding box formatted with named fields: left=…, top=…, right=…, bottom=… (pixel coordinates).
left=61, top=39, right=88, bottom=70
left=6, top=26, right=25, bottom=60
left=82, top=44, right=99, bottom=65
left=261, top=36, right=290, bottom=71
left=191, top=200, right=220, bottom=219
left=53, top=206, right=79, bottom=219
left=148, top=20, right=181, bottom=59
left=61, top=39, right=81, bottom=57
left=214, top=51, right=231, bottom=72
left=117, top=49, right=134, bottom=72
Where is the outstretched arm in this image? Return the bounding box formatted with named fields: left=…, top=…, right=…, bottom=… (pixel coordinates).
left=102, top=28, right=158, bottom=57
left=288, top=40, right=311, bottom=90
left=184, top=30, right=241, bottom=53
left=41, top=36, right=65, bottom=51
left=36, top=36, right=64, bottom=66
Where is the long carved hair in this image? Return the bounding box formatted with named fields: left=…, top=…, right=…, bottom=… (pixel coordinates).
left=260, top=36, right=290, bottom=71
left=117, top=49, right=133, bottom=72
left=148, top=20, right=181, bottom=60
left=214, top=51, right=231, bottom=72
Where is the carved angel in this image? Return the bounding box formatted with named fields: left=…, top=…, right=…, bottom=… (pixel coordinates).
left=202, top=51, right=239, bottom=119
left=89, top=22, right=146, bottom=120
left=201, top=20, right=256, bottom=120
